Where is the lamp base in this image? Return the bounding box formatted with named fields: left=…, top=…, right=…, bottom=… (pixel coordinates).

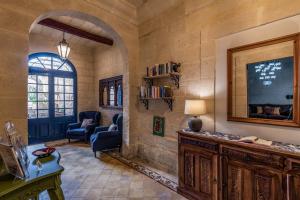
left=188, top=116, right=203, bottom=132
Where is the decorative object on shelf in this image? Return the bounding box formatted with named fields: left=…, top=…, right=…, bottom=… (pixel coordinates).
left=144, top=72, right=180, bottom=89
left=139, top=61, right=181, bottom=111
left=184, top=100, right=206, bottom=132
left=57, top=32, right=70, bottom=59
left=99, top=75, right=123, bottom=109
left=117, top=84, right=122, bottom=106
left=32, top=147, right=56, bottom=158
left=153, top=116, right=165, bottom=137
left=148, top=62, right=181, bottom=77
left=171, top=62, right=181, bottom=72
left=103, top=86, right=107, bottom=106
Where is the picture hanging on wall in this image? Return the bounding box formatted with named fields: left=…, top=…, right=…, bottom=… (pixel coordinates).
left=153, top=116, right=165, bottom=137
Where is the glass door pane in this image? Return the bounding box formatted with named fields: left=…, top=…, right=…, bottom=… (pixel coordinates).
left=54, top=77, right=75, bottom=117
left=27, top=75, right=49, bottom=119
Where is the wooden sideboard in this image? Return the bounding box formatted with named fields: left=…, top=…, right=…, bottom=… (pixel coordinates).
left=178, top=130, right=300, bottom=200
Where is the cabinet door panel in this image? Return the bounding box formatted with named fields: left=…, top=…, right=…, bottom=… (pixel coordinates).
left=286, top=169, right=300, bottom=200
left=180, top=146, right=218, bottom=200
left=184, top=151, right=196, bottom=188
left=227, top=164, right=243, bottom=200
left=253, top=170, right=282, bottom=200
left=223, top=158, right=283, bottom=200
left=199, top=157, right=212, bottom=194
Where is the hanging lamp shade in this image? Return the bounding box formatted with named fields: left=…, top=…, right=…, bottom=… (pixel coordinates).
left=57, top=32, right=70, bottom=59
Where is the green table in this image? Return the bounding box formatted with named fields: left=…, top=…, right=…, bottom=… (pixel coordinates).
left=0, top=144, right=64, bottom=200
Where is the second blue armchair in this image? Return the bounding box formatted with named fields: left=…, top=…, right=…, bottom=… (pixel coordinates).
left=90, top=113, right=123, bottom=157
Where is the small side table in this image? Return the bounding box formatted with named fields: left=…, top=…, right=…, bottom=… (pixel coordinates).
left=0, top=144, right=64, bottom=200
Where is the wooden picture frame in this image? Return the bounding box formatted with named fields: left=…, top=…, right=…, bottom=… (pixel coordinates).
left=0, top=143, right=25, bottom=178
left=227, top=33, right=300, bottom=127
left=153, top=116, right=165, bottom=137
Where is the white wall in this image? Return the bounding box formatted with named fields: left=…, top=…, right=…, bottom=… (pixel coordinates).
left=215, top=15, right=300, bottom=144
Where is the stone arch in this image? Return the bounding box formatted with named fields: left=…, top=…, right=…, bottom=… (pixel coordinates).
left=28, top=10, right=131, bottom=153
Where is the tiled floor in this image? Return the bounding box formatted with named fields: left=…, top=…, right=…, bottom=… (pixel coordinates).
left=40, top=143, right=186, bottom=200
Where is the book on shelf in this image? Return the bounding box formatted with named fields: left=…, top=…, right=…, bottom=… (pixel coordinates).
left=146, top=62, right=179, bottom=77
left=140, top=85, right=172, bottom=99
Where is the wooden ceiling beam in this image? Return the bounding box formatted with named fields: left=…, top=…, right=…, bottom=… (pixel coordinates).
left=38, top=18, right=114, bottom=46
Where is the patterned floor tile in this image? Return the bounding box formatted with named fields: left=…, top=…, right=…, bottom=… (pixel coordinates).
left=38, top=143, right=186, bottom=200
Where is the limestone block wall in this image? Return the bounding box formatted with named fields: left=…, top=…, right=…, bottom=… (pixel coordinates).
left=0, top=1, right=138, bottom=147
left=134, top=0, right=300, bottom=175
left=29, top=33, right=96, bottom=115
left=94, top=45, right=124, bottom=125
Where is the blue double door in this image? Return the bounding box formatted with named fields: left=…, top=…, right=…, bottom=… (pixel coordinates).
left=28, top=71, right=77, bottom=144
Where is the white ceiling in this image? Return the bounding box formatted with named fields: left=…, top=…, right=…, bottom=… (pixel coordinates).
left=30, top=16, right=113, bottom=48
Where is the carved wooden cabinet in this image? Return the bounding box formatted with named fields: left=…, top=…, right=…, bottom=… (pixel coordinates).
left=178, top=133, right=219, bottom=200
left=178, top=131, right=300, bottom=200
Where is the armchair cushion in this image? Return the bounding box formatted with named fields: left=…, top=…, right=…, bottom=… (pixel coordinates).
left=68, top=128, right=86, bottom=135
left=67, top=122, right=81, bottom=130
left=81, top=119, right=93, bottom=128
left=93, top=131, right=121, bottom=140
left=85, top=123, right=97, bottom=133
left=108, top=124, right=118, bottom=131
left=94, top=126, right=109, bottom=133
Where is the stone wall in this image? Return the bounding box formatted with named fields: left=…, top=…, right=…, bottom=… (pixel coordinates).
left=0, top=1, right=138, bottom=148
left=94, top=45, right=124, bottom=125
left=134, top=0, right=300, bottom=175
left=29, top=33, right=95, bottom=115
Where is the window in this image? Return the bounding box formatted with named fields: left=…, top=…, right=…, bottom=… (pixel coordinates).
left=27, top=53, right=77, bottom=119
left=28, top=75, right=49, bottom=119
left=55, top=77, right=74, bottom=117
left=99, top=75, right=123, bottom=109
left=109, top=85, right=115, bottom=106
left=28, top=56, right=73, bottom=71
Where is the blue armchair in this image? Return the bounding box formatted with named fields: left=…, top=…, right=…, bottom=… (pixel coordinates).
left=67, top=111, right=101, bottom=143
left=90, top=113, right=123, bottom=157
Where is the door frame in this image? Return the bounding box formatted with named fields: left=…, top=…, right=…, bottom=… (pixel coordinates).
left=28, top=52, right=78, bottom=144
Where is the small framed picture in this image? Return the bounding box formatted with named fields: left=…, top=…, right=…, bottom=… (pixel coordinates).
left=153, top=116, right=165, bottom=137
left=0, top=143, right=25, bottom=178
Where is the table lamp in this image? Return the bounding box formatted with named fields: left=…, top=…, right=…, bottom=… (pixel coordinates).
left=184, top=100, right=206, bottom=132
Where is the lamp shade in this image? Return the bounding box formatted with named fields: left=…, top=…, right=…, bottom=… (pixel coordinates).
left=184, top=100, right=206, bottom=115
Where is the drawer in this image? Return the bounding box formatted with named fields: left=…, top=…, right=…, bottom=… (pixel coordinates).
left=221, top=146, right=284, bottom=170
left=179, top=136, right=219, bottom=153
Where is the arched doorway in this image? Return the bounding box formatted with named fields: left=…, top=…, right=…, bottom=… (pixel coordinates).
left=27, top=9, right=134, bottom=155
left=28, top=52, right=77, bottom=144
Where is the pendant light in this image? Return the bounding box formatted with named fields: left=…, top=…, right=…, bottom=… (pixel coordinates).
left=57, top=32, right=70, bottom=59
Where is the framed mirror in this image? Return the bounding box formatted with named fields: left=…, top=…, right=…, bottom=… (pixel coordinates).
left=227, top=33, right=300, bottom=127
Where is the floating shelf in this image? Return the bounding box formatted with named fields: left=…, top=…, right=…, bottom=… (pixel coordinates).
left=139, top=97, right=174, bottom=111
left=143, top=72, right=180, bottom=88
